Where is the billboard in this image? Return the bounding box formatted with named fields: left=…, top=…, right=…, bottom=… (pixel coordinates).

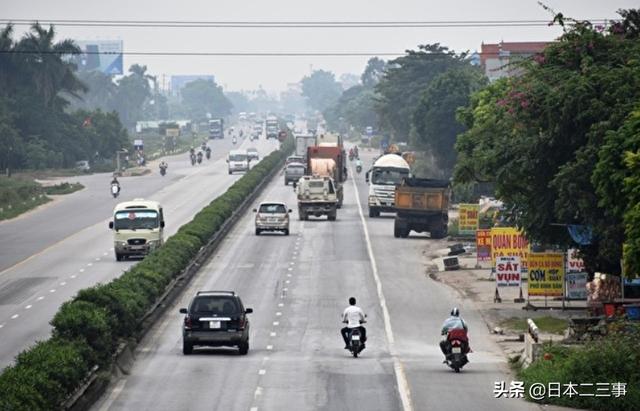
left=476, top=229, right=491, bottom=263
left=490, top=227, right=530, bottom=270
left=458, top=204, right=479, bottom=235
left=72, top=40, right=123, bottom=75
left=496, top=256, right=522, bottom=287
left=528, top=252, right=565, bottom=297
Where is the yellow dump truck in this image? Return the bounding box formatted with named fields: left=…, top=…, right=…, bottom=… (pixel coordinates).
left=394, top=177, right=450, bottom=239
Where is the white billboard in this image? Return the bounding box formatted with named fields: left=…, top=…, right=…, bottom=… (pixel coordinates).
left=72, top=40, right=123, bottom=75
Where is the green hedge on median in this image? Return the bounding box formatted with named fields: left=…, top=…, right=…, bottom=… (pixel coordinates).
left=0, top=136, right=294, bottom=410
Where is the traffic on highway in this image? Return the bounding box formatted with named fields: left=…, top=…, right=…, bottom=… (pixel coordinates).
left=1, top=2, right=639, bottom=411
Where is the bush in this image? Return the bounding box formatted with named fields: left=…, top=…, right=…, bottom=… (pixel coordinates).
left=520, top=332, right=640, bottom=410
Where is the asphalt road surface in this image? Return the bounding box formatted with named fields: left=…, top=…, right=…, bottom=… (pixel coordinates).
left=0, top=129, right=279, bottom=368
left=92, top=147, right=555, bottom=411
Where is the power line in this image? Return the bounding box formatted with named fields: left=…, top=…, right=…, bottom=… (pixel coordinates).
left=1, top=50, right=410, bottom=57
left=0, top=18, right=616, bottom=29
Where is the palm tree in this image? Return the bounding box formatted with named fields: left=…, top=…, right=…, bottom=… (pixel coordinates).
left=15, top=23, right=86, bottom=106
left=0, top=24, right=17, bottom=95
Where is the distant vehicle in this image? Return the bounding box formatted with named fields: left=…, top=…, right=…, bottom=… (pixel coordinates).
left=246, top=147, right=259, bottom=161
left=227, top=149, right=250, bottom=174
left=75, top=160, right=90, bottom=172
left=253, top=122, right=263, bottom=139
left=286, top=155, right=304, bottom=166
left=307, top=138, right=347, bottom=208
left=296, top=176, right=338, bottom=221
left=179, top=291, right=253, bottom=355
left=208, top=118, right=224, bottom=139
left=394, top=177, right=450, bottom=239
left=253, top=202, right=291, bottom=235
left=266, top=116, right=279, bottom=139
left=366, top=154, right=411, bottom=217
left=108, top=199, right=165, bottom=261
left=295, top=134, right=316, bottom=159
left=238, top=112, right=247, bottom=121
left=284, top=162, right=305, bottom=186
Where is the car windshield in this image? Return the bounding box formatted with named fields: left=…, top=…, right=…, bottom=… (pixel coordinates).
left=372, top=169, right=409, bottom=185
left=190, top=296, right=240, bottom=315
left=229, top=154, right=247, bottom=161
left=114, top=210, right=159, bottom=230
left=259, top=204, right=287, bottom=214
left=248, top=149, right=258, bottom=154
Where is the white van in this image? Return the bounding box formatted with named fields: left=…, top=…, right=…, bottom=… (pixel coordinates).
left=227, top=149, right=250, bottom=174
left=108, top=199, right=164, bottom=261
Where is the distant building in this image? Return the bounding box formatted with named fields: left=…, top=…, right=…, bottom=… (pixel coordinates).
left=170, top=75, right=215, bottom=97
left=480, top=41, right=549, bottom=81
left=71, top=40, right=123, bottom=75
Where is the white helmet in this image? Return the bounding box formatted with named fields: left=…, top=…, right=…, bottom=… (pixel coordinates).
left=451, top=307, right=460, bottom=317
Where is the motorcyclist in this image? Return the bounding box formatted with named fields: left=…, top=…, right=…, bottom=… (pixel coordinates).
left=440, top=307, right=470, bottom=361
left=355, top=158, right=363, bottom=173
left=201, top=142, right=206, bottom=152
left=196, top=151, right=203, bottom=163
left=341, top=297, right=367, bottom=351
left=205, top=146, right=212, bottom=159
left=110, top=175, right=121, bottom=196
left=159, top=161, right=168, bottom=174
left=232, top=136, right=237, bottom=145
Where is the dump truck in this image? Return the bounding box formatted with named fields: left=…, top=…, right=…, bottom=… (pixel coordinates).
left=393, top=177, right=450, bottom=239
left=296, top=176, right=338, bottom=221
left=307, top=145, right=346, bottom=208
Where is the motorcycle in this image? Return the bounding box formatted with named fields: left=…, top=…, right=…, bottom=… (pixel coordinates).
left=196, top=152, right=203, bottom=164
left=356, top=164, right=362, bottom=173
left=110, top=183, right=120, bottom=198
left=344, top=318, right=366, bottom=358
left=190, top=153, right=196, bottom=166
left=232, top=136, right=237, bottom=145
left=443, top=329, right=470, bottom=372
left=159, top=165, right=167, bottom=176
left=205, top=148, right=211, bottom=160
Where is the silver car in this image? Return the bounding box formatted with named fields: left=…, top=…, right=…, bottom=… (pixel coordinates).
left=254, top=202, right=291, bottom=235
left=284, top=162, right=306, bottom=186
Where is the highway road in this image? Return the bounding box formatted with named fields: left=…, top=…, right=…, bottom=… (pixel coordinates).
left=93, top=147, right=552, bottom=411
left=0, top=128, right=279, bottom=368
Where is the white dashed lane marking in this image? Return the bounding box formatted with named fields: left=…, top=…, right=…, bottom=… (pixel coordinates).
left=258, top=369, right=266, bottom=375
left=270, top=332, right=276, bottom=337
left=11, top=314, right=19, bottom=320
left=25, top=305, right=32, bottom=310
left=60, top=282, right=66, bottom=286
left=278, top=303, right=284, bottom=307
left=266, top=345, right=273, bottom=350
left=49, top=289, right=56, bottom=293
left=273, top=322, right=279, bottom=326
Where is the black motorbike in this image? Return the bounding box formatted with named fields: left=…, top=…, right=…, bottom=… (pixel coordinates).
left=196, top=153, right=203, bottom=164
left=205, top=148, right=211, bottom=160
left=160, top=166, right=167, bottom=176
left=190, top=153, right=196, bottom=166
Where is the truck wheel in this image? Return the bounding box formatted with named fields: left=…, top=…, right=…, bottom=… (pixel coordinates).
left=328, top=212, right=337, bottom=221
left=369, top=208, right=379, bottom=218
left=401, top=229, right=410, bottom=238
left=284, top=229, right=290, bottom=236
left=115, top=252, right=124, bottom=261
left=284, top=180, right=288, bottom=186
left=228, top=170, right=232, bottom=175
left=255, top=228, right=261, bottom=236
left=238, top=341, right=249, bottom=355
left=183, top=341, right=193, bottom=355
left=298, top=210, right=305, bottom=221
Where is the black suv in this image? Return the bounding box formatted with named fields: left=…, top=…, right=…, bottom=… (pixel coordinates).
left=179, top=291, right=253, bottom=355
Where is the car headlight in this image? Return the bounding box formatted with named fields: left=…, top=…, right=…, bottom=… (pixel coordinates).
left=117, top=241, right=127, bottom=247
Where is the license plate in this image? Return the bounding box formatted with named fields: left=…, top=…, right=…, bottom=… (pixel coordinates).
left=452, top=347, right=462, bottom=353
left=209, top=321, right=221, bottom=329
left=351, top=335, right=360, bottom=341
left=130, top=245, right=144, bottom=250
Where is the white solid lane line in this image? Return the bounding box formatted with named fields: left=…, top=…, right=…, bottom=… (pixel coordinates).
left=350, top=166, right=414, bottom=411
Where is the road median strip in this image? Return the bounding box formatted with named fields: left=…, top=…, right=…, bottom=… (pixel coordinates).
left=0, top=136, right=294, bottom=411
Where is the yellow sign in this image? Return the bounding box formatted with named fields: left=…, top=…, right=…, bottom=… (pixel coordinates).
left=528, top=252, right=565, bottom=297
left=490, top=227, right=530, bottom=269
left=458, top=204, right=479, bottom=235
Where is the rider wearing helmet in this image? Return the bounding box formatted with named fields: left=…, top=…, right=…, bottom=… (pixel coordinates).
left=439, top=307, right=469, bottom=359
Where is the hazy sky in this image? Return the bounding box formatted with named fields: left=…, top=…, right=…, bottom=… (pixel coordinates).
left=3, top=0, right=637, bottom=93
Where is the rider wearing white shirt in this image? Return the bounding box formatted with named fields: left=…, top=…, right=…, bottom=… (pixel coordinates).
left=340, top=297, right=367, bottom=349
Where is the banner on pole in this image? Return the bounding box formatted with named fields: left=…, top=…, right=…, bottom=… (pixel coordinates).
left=496, top=256, right=522, bottom=286
left=566, top=272, right=588, bottom=300
left=528, top=252, right=564, bottom=297
left=458, top=204, right=479, bottom=236
left=566, top=249, right=585, bottom=273
left=490, top=227, right=530, bottom=270
left=476, top=229, right=491, bottom=264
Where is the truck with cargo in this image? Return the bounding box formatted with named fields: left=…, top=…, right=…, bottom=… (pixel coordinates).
left=393, top=177, right=450, bottom=239
left=266, top=116, right=279, bottom=139
left=365, top=154, right=411, bottom=217
left=296, top=176, right=338, bottom=221
left=307, top=144, right=346, bottom=208
left=208, top=118, right=224, bottom=139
